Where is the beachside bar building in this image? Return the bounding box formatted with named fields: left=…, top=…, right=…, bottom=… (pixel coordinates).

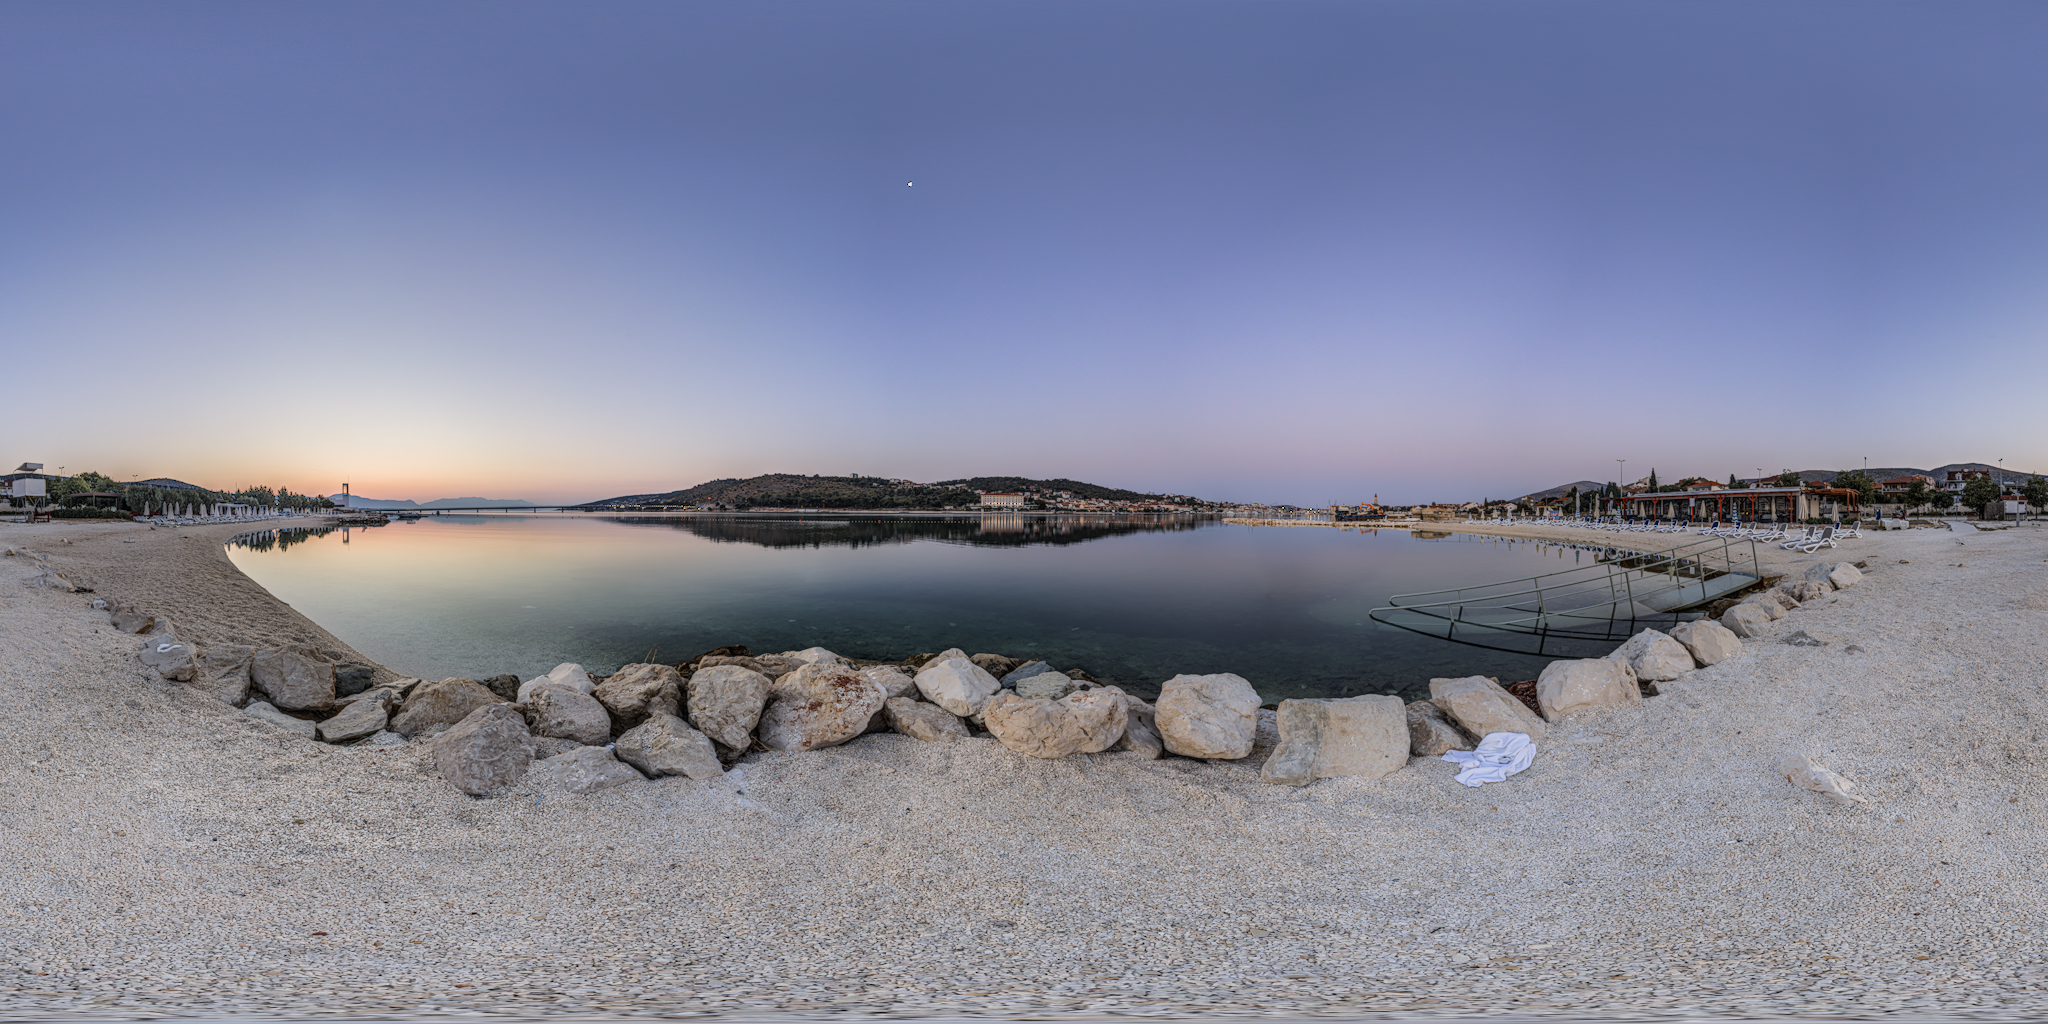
left=1613, top=484, right=1860, bottom=523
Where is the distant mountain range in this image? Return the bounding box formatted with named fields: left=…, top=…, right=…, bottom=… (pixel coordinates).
left=1515, top=462, right=2039, bottom=503
left=327, top=494, right=536, bottom=510
left=579, top=474, right=1212, bottom=509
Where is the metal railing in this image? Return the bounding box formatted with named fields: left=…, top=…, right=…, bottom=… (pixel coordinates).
left=1369, top=534, right=1761, bottom=657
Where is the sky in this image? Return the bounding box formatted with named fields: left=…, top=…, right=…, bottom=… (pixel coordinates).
left=3, top=1, right=2045, bottom=506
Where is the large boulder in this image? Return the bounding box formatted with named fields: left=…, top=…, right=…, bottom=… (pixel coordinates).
left=316, top=691, right=394, bottom=743
left=249, top=646, right=336, bottom=713
left=695, top=654, right=766, bottom=676
left=614, top=713, right=723, bottom=779
left=970, top=653, right=1023, bottom=679
left=1536, top=658, right=1640, bottom=721
left=479, top=674, right=522, bottom=703
left=1155, top=673, right=1262, bottom=759
left=883, top=696, right=972, bottom=742
left=1741, top=593, right=1789, bottom=619
left=593, top=663, right=684, bottom=733
left=914, top=657, right=1002, bottom=718
left=389, top=677, right=503, bottom=738
left=1608, top=628, right=1696, bottom=682
left=983, top=687, right=1130, bottom=758
left=750, top=653, right=806, bottom=681
left=434, top=705, right=535, bottom=796
left=1670, top=619, right=1742, bottom=666
left=1721, top=602, right=1773, bottom=638
left=1014, top=672, right=1082, bottom=701
left=525, top=686, right=612, bottom=745
left=244, top=701, right=316, bottom=739
left=516, top=663, right=594, bottom=704
left=545, top=745, right=644, bottom=794
left=859, top=665, right=919, bottom=699
left=1405, top=700, right=1473, bottom=756
left=193, top=644, right=254, bottom=705
left=1827, top=562, right=1863, bottom=590
left=787, top=647, right=848, bottom=666
left=757, top=663, right=887, bottom=752
left=1115, top=692, right=1163, bottom=759
left=1261, top=695, right=1407, bottom=787
left=333, top=663, right=376, bottom=697
left=687, top=665, right=773, bottom=750
left=1001, top=660, right=1055, bottom=686
left=1428, top=676, right=1548, bottom=743
left=1802, top=562, right=1840, bottom=586
left=140, top=637, right=197, bottom=682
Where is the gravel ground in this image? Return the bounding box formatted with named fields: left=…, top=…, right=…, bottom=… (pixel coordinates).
left=0, top=516, right=2045, bottom=1020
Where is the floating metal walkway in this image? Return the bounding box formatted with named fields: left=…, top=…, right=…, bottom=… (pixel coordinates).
left=1369, top=534, right=1762, bottom=658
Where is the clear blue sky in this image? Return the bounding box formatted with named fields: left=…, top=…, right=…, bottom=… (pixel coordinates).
left=4, top=1, right=2044, bottom=504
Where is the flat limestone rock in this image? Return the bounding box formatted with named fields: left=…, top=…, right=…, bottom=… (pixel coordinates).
left=1670, top=619, right=1741, bottom=666
left=193, top=644, right=254, bottom=706
left=914, top=657, right=1002, bottom=718
left=1781, top=753, right=1866, bottom=805
left=109, top=605, right=155, bottom=634
left=1013, top=672, right=1081, bottom=701
left=1429, top=676, right=1547, bottom=743
left=1827, top=563, right=1863, bottom=590
left=1802, top=562, right=1839, bottom=585
left=435, top=705, right=535, bottom=796
left=1115, top=692, right=1163, bottom=759
left=614, top=712, right=724, bottom=779
left=1262, top=695, right=1407, bottom=786
left=687, top=665, right=773, bottom=750
left=1609, top=628, right=1696, bottom=683
left=883, top=697, right=971, bottom=742
left=1721, top=602, right=1773, bottom=638
left=316, top=695, right=390, bottom=743
left=250, top=646, right=336, bottom=713
left=357, top=730, right=408, bottom=750
left=593, top=663, right=684, bottom=732
left=525, top=686, right=612, bottom=746
left=1156, top=673, right=1261, bottom=760
left=1536, top=658, right=1640, bottom=721
left=245, top=701, right=316, bottom=739
left=139, top=637, right=197, bottom=682
left=983, top=687, right=1129, bottom=758
left=545, top=745, right=644, bottom=795
left=1405, top=700, right=1473, bottom=756
left=757, top=663, right=887, bottom=752
left=390, top=677, right=504, bottom=738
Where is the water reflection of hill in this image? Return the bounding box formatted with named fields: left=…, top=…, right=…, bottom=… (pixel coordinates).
left=606, top=514, right=1212, bottom=550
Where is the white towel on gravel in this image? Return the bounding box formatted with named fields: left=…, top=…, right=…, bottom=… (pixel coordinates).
left=1441, top=732, right=1535, bottom=787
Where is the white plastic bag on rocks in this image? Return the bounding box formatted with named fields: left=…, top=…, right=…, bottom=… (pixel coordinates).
left=1781, top=753, right=1867, bottom=805
left=1441, top=732, right=1535, bottom=787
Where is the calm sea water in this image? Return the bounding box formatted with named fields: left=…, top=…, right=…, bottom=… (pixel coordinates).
left=225, top=514, right=1613, bottom=702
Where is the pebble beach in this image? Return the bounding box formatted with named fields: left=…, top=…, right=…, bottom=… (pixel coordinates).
left=3, top=516, right=2047, bottom=1020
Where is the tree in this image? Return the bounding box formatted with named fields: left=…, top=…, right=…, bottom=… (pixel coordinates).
left=1961, top=473, right=2001, bottom=513
left=1901, top=478, right=1932, bottom=512
left=1926, top=488, right=1957, bottom=514
left=1647, top=468, right=1659, bottom=491
left=2023, top=476, right=2048, bottom=519
left=1773, top=471, right=1802, bottom=487
left=1835, top=470, right=1876, bottom=505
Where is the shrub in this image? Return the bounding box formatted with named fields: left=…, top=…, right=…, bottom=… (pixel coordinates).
left=49, top=507, right=133, bottom=520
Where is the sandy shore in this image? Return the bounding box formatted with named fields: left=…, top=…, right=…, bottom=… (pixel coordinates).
left=3, top=515, right=2047, bottom=1019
